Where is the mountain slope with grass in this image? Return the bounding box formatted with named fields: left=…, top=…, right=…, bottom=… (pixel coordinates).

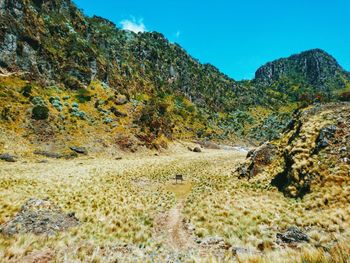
left=1, top=0, right=350, bottom=153
left=238, top=102, right=350, bottom=198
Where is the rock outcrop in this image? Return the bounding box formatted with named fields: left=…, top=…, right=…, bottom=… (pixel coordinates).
left=237, top=103, right=350, bottom=198
left=254, top=49, right=350, bottom=95
left=0, top=198, right=79, bottom=235
left=276, top=227, right=309, bottom=244
left=238, top=142, right=277, bottom=179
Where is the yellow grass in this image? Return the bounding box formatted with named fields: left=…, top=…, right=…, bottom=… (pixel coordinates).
left=0, top=145, right=349, bottom=262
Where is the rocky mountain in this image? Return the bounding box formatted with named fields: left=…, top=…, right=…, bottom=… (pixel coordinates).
left=0, top=0, right=237, bottom=110
left=253, top=49, right=350, bottom=102
left=0, top=0, right=349, bottom=151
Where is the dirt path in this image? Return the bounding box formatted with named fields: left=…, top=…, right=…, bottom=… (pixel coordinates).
left=161, top=202, right=195, bottom=250
left=153, top=180, right=196, bottom=251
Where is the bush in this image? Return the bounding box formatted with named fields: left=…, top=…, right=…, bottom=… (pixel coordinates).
left=32, top=105, right=49, bottom=120
left=76, top=88, right=92, bottom=103
left=31, top=96, right=46, bottom=106
left=21, top=84, right=33, bottom=97
left=339, top=91, right=350, bottom=101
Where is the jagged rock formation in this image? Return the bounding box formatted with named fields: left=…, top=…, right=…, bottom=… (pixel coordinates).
left=238, top=142, right=277, bottom=179
left=238, top=103, right=350, bottom=198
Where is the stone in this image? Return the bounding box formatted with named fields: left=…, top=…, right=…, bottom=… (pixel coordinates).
left=114, top=94, right=128, bottom=105
left=231, top=247, right=258, bottom=256
left=276, top=226, right=309, bottom=244
left=0, top=153, right=17, bottom=162
left=340, top=146, right=347, bottom=152
left=238, top=142, right=277, bottom=178
left=198, top=140, right=221, bottom=149
left=103, top=117, right=113, bottom=124
left=193, top=147, right=202, bottom=153
left=70, top=146, right=87, bottom=155
left=313, top=125, right=337, bottom=154
left=110, top=107, right=127, bottom=118
left=0, top=198, right=79, bottom=236
left=201, top=236, right=224, bottom=246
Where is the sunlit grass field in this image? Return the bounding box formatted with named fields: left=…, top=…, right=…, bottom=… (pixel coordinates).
left=0, top=147, right=349, bottom=262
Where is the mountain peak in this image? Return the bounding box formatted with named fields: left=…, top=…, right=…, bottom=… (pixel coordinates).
left=254, top=49, right=347, bottom=90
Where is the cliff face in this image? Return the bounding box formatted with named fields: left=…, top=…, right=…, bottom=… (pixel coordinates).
left=254, top=49, right=350, bottom=97
left=1, top=0, right=88, bottom=84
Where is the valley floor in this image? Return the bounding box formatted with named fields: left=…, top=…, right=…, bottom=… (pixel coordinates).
left=0, top=145, right=349, bottom=262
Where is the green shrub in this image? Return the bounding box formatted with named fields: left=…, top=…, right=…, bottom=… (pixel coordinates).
left=32, top=105, right=49, bottom=120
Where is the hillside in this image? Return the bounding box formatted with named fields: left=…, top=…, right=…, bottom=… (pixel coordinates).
left=1, top=0, right=350, bottom=153
left=238, top=102, right=350, bottom=198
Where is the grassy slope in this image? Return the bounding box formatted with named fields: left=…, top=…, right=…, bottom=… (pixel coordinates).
left=0, top=75, right=228, bottom=154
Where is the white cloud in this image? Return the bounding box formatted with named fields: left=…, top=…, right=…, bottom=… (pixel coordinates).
left=175, top=31, right=181, bottom=38
left=120, top=18, right=147, bottom=33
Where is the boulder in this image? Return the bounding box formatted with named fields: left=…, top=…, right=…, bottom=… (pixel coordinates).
left=114, top=94, right=128, bottom=105
left=313, top=125, right=337, bottom=154
left=238, top=142, right=277, bottom=178
left=110, top=107, right=127, bottom=117
left=198, top=141, right=221, bottom=149
left=276, top=226, right=309, bottom=244
left=0, top=198, right=79, bottom=236
left=193, top=147, right=202, bottom=153
left=0, top=153, right=17, bottom=162
left=70, top=146, right=87, bottom=155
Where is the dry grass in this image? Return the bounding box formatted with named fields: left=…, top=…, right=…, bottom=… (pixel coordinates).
left=0, top=145, right=349, bottom=262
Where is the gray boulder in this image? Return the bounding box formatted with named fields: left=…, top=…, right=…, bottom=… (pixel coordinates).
left=0, top=153, right=17, bottom=162
left=276, top=226, right=309, bottom=244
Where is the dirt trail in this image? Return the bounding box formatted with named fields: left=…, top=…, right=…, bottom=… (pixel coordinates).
left=162, top=202, right=195, bottom=250
left=154, top=181, right=196, bottom=251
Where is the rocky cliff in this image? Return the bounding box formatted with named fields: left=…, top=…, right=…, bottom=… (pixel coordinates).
left=253, top=49, right=350, bottom=102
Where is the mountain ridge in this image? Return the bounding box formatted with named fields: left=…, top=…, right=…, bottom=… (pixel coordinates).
left=0, top=0, right=350, bottom=150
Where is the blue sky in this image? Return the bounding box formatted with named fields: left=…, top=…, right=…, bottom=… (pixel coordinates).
left=74, top=0, right=350, bottom=80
